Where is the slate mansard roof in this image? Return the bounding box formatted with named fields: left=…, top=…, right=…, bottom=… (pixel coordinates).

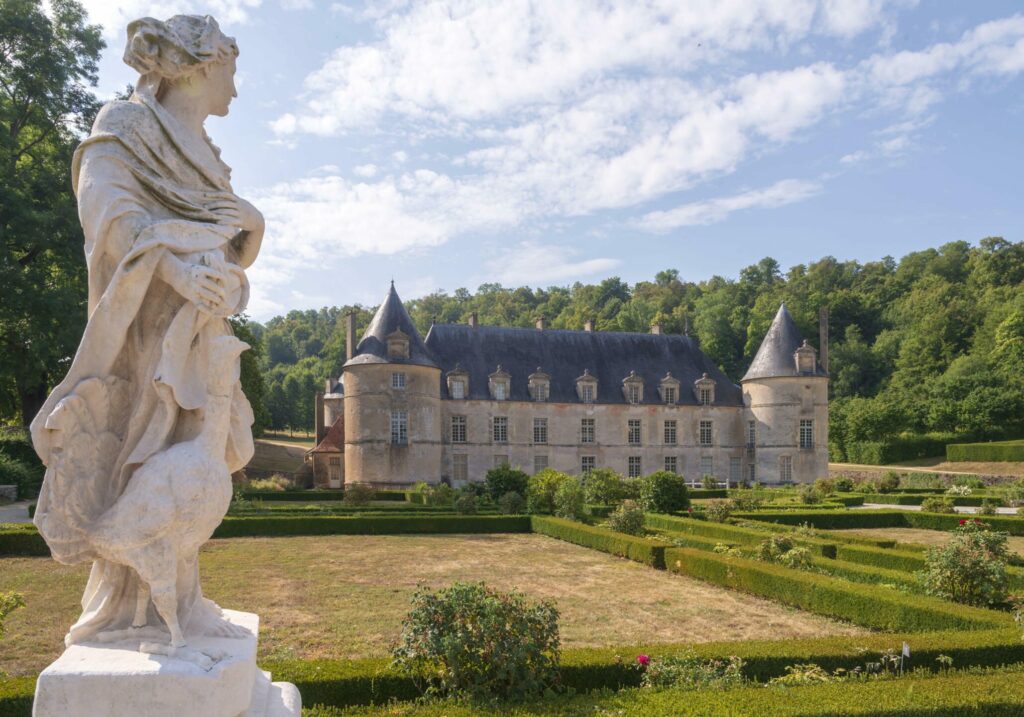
left=423, top=323, right=744, bottom=406
left=344, top=283, right=438, bottom=369
left=742, top=303, right=828, bottom=382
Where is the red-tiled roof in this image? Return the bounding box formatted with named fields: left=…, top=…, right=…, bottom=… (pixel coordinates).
left=311, top=416, right=344, bottom=453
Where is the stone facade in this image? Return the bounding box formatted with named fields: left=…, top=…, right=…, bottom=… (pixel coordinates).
left=309, top=286, right=829, bottom=488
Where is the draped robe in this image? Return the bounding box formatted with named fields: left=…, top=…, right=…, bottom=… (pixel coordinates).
left=30, top=88, right=257, bottom=645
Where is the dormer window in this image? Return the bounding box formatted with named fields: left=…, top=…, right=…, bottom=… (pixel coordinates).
left=489, top=365, right=511, bottom=401
left=387, top=329, right=410, bottom=360
left=622, top=370, right=644, bottom=404
left=795, top=340, right=817, bottom=374
left=528, top=368, right=551, bottom=402
left=446, top=364, right=469, bottom=400
left=576, top=369, right=598, bottom=404
left=694, top=373, right=716, bottom=406
left=659, top=372, right=681, bottom=405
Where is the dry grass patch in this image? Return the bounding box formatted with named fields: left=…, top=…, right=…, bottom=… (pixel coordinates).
left=839, top=527, right=1024, bottom=558
left=0, top=533, right=865, bottom=676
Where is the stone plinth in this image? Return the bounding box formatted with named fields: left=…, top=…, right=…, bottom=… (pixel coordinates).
left=33, top=610, right=299, bottom=717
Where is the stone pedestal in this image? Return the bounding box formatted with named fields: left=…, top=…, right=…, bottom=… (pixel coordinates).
left=33, top=610, right=300, bottom=717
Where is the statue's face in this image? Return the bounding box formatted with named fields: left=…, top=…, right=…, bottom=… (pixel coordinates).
left=205, top=55, right=237, bottom=117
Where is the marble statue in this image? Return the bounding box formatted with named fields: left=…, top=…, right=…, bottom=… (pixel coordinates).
left=29, top=14, right=299, bottom=717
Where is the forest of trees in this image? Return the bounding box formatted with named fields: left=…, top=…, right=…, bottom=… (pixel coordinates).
left=253, top=239, right=1024, bottom=458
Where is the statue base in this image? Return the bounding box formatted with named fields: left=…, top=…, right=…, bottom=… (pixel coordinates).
left=32, top=610, right=300, bottom=717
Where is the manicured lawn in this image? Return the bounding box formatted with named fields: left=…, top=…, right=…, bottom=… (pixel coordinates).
left=0, top=534, right=864, bottom=675
left=838, top=527, right=1024, bottom=558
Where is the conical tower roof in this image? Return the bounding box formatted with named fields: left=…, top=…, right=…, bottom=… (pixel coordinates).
left=742, top=303, right=826, bottom=381
left=344, top=283, right=437, bottom=368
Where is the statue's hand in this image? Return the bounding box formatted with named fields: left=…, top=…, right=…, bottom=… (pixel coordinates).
left=161, top=254, right=229, bottom=312
left=209, top=194, right=264, bottom=233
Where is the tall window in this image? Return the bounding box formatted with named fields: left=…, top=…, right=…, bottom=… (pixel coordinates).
left=663, top=386, right=677, bottom=405
left=747, top=420, right=756, bottom=448
left=729, top=457, right=741, bottom=485
left=700, top=456, right=713, bottom=478
left=663, top=420, right=677, bottom=445
left=452, top=454, right=468, bottom=482
left=699, top=420, right=713, bottom=447
left=664, top=456, right=678, bottom=474
left=799, top=420, right=814, bottom=449
left=534, top=455, right=548, bottom=474
left=581, top=384, right=595, bottom=403
left=581, top=418, right=595, bottom=444
left=533, top=418, right=548, bottom=444
left=699, top=387, right=712, bottom=405
left=494, top=454, right=508, bottom=467
left=391, top=372, right=406, bottom=389
left=627, top=419, right=642, bottom=446
left=390, top=410, right=408, bottom=445
left=581, top=455, right=596, bottom=474
left=628, top=456, right=642, bottom=478
left=627, top=383, right=641, bottom=404
left=451, top=379, right=465, bottom=399
left=748, top=463, right=756, bottom=482
left=451, top=415, right=466, bottom=443
left=494, top=382, right=507, bottom=400
left=780, top=455, right=793, bottom=482
left=534, top=382, right=549, bottom=401
left=493, top=416, right=508, bottom=443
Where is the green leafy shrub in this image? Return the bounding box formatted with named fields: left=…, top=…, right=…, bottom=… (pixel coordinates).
left=583, top=468, right=626, bottom=505
left=0, top=454, right=41, bottom=500
left=391, top=582, right=560, bottom=701
left=920, top=520, right=1011, bottom=607
left=799, top=485, right=822, bottom=504
left=922, top=497, right=956, bottom=514
left=554, top=477, right=585, bottom=520
left=729, top=494, right=764, bottom=512
left=876, top=472, right=901, bottom=494
left=833, top=476, right=855, bottom=493
left=342, top=483, right=375, bottom=506
left=953, top=476, right=987, bottom=490
left=249, top=474, right=292, bottom=491
left=606, top=500, right=645, bottom=536
left=527, top=468, right=571, bottom=514
left=705, top=500, right=733, bottom=523
left=0, top=592, right=25, bottom=639
left=701, top=475, right=718, bottom=489
left=901, top=472, right=944, bottom=490
left=454, top=492, right=477, bottom=515
left=639, top=651, right=744, bottom=690
left=753, top=534, right=811, bottom=568
left=814, top=479, right=835, bottom=496
left=498, top=491, right=526, bottom=515
left=978, top=499, right=999, bottom=516
left=484, top=465, right=529, bottom=501
left=414, top=482, right=454, bottom=507
left=638, top=471, right=690, bottom=513
left=768, top=663, right=837, bottom=686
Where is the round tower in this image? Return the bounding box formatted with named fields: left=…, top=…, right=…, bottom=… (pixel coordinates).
left=342, top=284, right=442, bottom=489
left=741, top=304, right=829, bottom=484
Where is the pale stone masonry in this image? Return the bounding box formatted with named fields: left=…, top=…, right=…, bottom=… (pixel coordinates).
left=309, top=285, right=828, bottom=488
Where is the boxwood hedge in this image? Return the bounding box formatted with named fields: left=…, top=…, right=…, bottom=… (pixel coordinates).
left=947, top=439, right=1024, bottom=462
left=530, top=516, right=670, bottom=567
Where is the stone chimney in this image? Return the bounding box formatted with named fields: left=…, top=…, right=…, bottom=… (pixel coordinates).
left=536, top=315, right=547, bottom=330
left=818, top=306, right=829, bottom=374
left=650, top=322, right=662, bottom=335
left=468, top=312, right=478, bottom=328
left=315, top=391, right=325, bottom=442
left=345, top=311, right=357, bottom=361
left=584, top=318, right=595, bottom=332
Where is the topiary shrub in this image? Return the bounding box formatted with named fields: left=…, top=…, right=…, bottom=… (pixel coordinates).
left=454, top=492, right=478, bottom=515
left=391, top=581, right=560, bottom=701
left=527, top=469, right=571, bottom=514
left=485, top=465, right=529, bottom=502
left=342, top=483, right=375, bottom=506
left=606, top=500, right=645, bottom=535
left=639, top=471, right=690, bottom=513
left=498, top=491, right=526, bottom=515
left=920, top=519, right=1011, bottom=607
left=554, top=477, right=585, bottom=520
left=922, top=497, right=956, bottom=514
left=582, top=468, right=626, bottom=505
left=705, top=500, right=733, bottom=523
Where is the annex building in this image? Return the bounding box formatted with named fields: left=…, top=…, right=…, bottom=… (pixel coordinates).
left=308, top=284, right=829, bottom=488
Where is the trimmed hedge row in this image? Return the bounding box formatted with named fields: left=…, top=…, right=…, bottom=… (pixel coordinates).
left=0, top=524, right=46, bottom=556
left=834, top=543, right=928, bottom=573
left=845, top=435, right=955, bottom=465
left=664, top=547, right=1011, bottom=631
left=735, top=510, right=911, bottom=529
left=948, top=439, right=1024, bottom=462
left=859, top=493, right=1003, bottom=507
left=241, top=490, right=407, bottom=502
left=213, top=515, right=531, bottom=538
left=531, top=516, right=670, bottom=568
left=905, top=512, right=1024, bottom=536
left=646, top=513, right=839, bottom=558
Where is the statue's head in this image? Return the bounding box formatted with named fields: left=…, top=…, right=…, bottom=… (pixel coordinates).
left=124, top=15, right=239, bottom=117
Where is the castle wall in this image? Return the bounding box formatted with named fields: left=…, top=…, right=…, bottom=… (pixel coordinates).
left=743, top=376, right=829, bottom=484
left=343, top=363, right=442, bottom=488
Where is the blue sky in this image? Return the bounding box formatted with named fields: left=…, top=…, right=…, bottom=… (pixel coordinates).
left=80, top=1, right=1024, bottom=320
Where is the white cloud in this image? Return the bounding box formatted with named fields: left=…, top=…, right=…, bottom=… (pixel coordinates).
left=280, top=0, right=311, bottom=9
left=639, top=179, right=823, bottom=231
left=353, top=163, right=379, bottom=177
left=484, top=242, right=621, bottom=286
left=77, top=0, right=261, bottom=39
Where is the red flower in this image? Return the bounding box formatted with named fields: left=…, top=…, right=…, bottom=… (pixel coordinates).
left=687, top=507, right=694, bottom=513
left=959, top=519, right=967, bottom=525
left=637, top=654, right=650, bottom=666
